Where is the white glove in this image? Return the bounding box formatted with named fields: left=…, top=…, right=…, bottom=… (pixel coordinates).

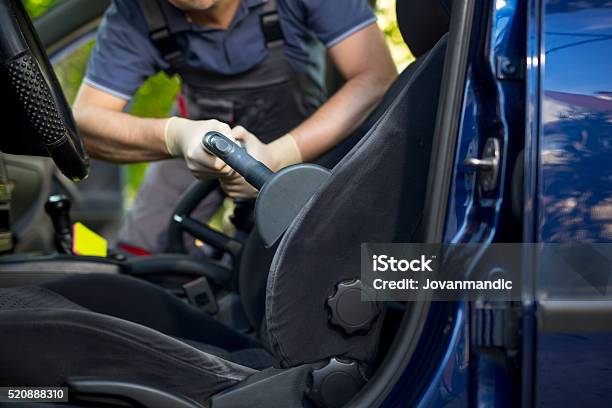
left=219, top=126, right=303, bottom=198
left=164, top=117, right=236, bottom=179
left=232, top=126, right=302, bottom=172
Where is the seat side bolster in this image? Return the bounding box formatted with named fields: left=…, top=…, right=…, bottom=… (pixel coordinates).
left=0, top=308, right=256, bottom=403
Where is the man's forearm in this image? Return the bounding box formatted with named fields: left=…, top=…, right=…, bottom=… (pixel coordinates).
left=74, top=106, right=169, bottom=163
left=291, top=71, right=394, bottom=162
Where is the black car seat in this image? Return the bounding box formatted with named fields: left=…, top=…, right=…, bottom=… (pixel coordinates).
left=193, top=0, right=453, bottom=335
left=0, top=0, right=451, bottom=406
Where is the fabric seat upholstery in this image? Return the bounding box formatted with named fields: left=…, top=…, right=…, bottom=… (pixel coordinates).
left=266, top=35, right=447, bottom=369
left=0, top=287, right=255, bottom=403
left=40, top=273, right=278, bottom=369
left=41, top=273, right=263, bottom=353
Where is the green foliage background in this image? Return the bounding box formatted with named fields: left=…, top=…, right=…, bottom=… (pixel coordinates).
left=22, top=0, right=57, bottom=18
left=23, top=0, right=411, bottom=204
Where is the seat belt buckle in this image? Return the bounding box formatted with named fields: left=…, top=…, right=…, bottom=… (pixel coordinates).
left=183, top=277, right=218, bottom=315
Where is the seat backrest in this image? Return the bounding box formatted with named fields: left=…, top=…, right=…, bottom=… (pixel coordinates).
left=397, top=0, right=451, bottom=57
left=264, top=35, right=448, bottom=369
left=264, top=0, right=451, bottom=370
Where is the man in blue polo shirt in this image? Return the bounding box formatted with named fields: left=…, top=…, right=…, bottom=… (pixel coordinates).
left=73, top=0, right=397, bottom=253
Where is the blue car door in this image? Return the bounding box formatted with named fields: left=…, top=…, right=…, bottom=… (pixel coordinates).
left=523, top=1, right=612, bottom=407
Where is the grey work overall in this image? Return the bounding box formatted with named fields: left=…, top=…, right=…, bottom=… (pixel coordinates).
left=118, top=0, right=326, bottom=254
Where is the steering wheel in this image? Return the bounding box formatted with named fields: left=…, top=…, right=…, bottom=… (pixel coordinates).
left=0, top=0, right=89, bottom=181
left=167, top=179, right=243, bottom=258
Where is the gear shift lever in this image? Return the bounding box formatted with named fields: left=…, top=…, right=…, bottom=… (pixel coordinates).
left=45, top=194, right=73, bottom=254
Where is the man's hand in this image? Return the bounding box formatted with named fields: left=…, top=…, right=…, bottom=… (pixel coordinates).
left=232, top=126, right=302, bottom=172
left=219, top=172, right=258, bottom=198
left=219, top=126, right=303, bottom=198
left=165, top=117, right=236, bottom=180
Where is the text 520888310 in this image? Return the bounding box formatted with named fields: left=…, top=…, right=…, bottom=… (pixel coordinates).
left=0, top=387, right=68, bottom=402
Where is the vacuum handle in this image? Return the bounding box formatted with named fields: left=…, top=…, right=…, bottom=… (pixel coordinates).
left=202, top=131, right=273, bottom=190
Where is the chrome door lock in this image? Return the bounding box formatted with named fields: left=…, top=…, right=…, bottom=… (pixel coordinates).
left=464, top=138, right=500, bottom=192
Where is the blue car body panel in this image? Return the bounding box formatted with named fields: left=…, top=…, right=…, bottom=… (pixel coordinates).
left=538, top=2, right=612, bottom=243
left=535, top=1, right=612, bottom=408
left=384, top=0, right=611, bottom=406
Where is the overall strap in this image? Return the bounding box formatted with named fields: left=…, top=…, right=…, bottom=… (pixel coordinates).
left=260, top=0, right=285, bottom=47
left=137, top=0, right=184, bottom=67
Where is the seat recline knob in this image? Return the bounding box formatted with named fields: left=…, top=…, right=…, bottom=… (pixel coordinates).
left=306, top=358, right=367, bottom=408
left=327, top=279, right=380, bottom=335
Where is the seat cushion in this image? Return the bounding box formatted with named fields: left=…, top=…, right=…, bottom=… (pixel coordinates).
left=0, top=289, right=256, bottom=404
left=0, top=284, right=278, bottom=370
left=0, top=286, right=86, bottom=310
left=42, top=273, right=262, bottom=353
left=180, top=339, right=278, bottom=370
